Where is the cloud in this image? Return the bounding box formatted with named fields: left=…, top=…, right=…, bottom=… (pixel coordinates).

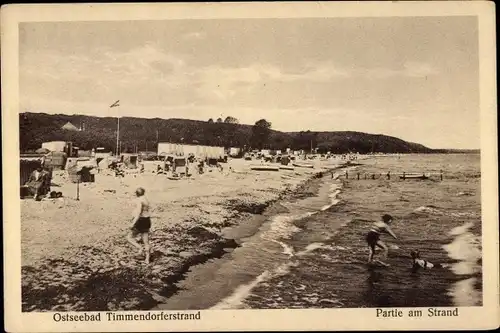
left=20, top=44, right=190, bottom=105
left=21, top=43, right=186, bottom=83
left=101, top=44, right=186, bottom=84
left=358, top=61, right=439, bottom=79
left=304, top=64, right=351, bottom=81
left=188, top=62, right=351, bottom=102
left=192, top=61, right=436, bottom=92
left=182, top=31, right=207, bottom=40
left=402, top=61, right=438, bottom=77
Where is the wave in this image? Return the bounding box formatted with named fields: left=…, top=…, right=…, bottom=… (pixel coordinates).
left=448, top=222, right=475, bottom=236
left=321, top=184, right=342, bottom=211
left=210, top=260, right=300, bottom=310
left=210, top=238, right=353, bottom=310
left=261, top=178, right=344, bottom=247
left=270, top=239, right=295, bottom=257
left=443, top=221, right=482, bottom=306
left=212, top=176, right=347, bottom=309
left=210, top=270, right=271, bottom=309
left=260, top=212, right=315, bottom=243
left=413, top=205, right=445, bottom=215
left=443, top=230, right=481, bottom=275
left=448, top=278, right=482, bottom=307
left=413, top=206, right=479, bottom=218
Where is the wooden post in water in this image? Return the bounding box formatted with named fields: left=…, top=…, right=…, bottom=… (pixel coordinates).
left=357, top=173, right=360, bottom=180
left=346, top=171, right=348, bottom=179
left=364, top=173, right=367, bottom=180
left=387, top=171, right=391, bottom=180
left=440, top=170, right=443, bottom=181
left=402, top=172, right=406, bottom=180
left=371, top=174, right=375, bottom=180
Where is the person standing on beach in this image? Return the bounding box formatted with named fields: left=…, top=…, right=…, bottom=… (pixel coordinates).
left=365, top=214, right=398, bottom=265
left=126, top=187, right=152, bottom=264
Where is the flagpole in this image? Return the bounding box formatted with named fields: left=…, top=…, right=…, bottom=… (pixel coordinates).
left=110, top=100, right=120, bottom=157
left=116, top=114, right=120, bottom=157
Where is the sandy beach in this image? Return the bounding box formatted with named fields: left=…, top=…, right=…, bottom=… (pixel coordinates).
left=21, top=157, right=348, bottom=311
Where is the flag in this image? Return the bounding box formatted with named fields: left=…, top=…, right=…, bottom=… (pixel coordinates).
left=110, top=100, right=120, bottom=108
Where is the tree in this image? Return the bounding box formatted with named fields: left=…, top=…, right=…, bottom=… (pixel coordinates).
left=207, top=118, right=214, bottom=123
left=291, top=130, right=317, bottom=152
left=224, top=116, right=239, bottom=124
left=251, top=119, right=272, bottom=150
left=216, top=117, right=223, bottom=123
left=305, top=130, right=318, bottom=153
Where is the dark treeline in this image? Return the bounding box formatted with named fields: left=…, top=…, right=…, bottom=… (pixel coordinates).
left=20, top=112, right=436, bottom=154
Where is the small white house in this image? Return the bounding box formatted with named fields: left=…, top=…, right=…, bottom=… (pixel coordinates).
left=61, top=121, right=80, bottom=131
left=229, top=147, right=240, bottom=156
left=42, top=141, right=66, bottom=152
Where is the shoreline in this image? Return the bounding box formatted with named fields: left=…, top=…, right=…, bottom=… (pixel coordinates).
left=21, top=160, right=350, bottom=312
left=154, top=165, right=349, bottom=311
left=151, top=168, right=336, bottom=309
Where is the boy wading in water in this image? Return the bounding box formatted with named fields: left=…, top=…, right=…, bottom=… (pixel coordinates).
left=126, top=187, right=151, bottom=264
left=366, top=214, right=398, bottom=266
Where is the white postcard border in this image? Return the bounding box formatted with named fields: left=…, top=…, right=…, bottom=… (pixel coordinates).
left=2, top=2, right=498, bottom=332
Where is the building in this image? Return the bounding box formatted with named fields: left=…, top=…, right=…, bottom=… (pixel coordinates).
left=43, top=151, right=67, bottom=170
left=41, top=141, right=67, bottom=152
left=229, top=147, right=241, bottom=157
left=95, top=148, right=113, bottom=161
left=61, top=121, right=80, bottom=131
left=260, top=149, right=270, bottom=156
left=41, top=141, right=79, bottom=158
left=158, top=142, right=225, bottom=159
left=120, top=153, right=139, bottom=169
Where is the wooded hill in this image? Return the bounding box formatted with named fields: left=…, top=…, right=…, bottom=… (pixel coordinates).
left=19, top=112, right=436, bottom=154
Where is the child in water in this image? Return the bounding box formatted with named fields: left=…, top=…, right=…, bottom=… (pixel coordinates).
left=410, top=250, right=436, bottom=271
left=366, top=214, right=398, bottom=266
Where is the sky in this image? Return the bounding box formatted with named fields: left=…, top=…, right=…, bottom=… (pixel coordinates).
left=19, top=17, right=479, bottom=149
